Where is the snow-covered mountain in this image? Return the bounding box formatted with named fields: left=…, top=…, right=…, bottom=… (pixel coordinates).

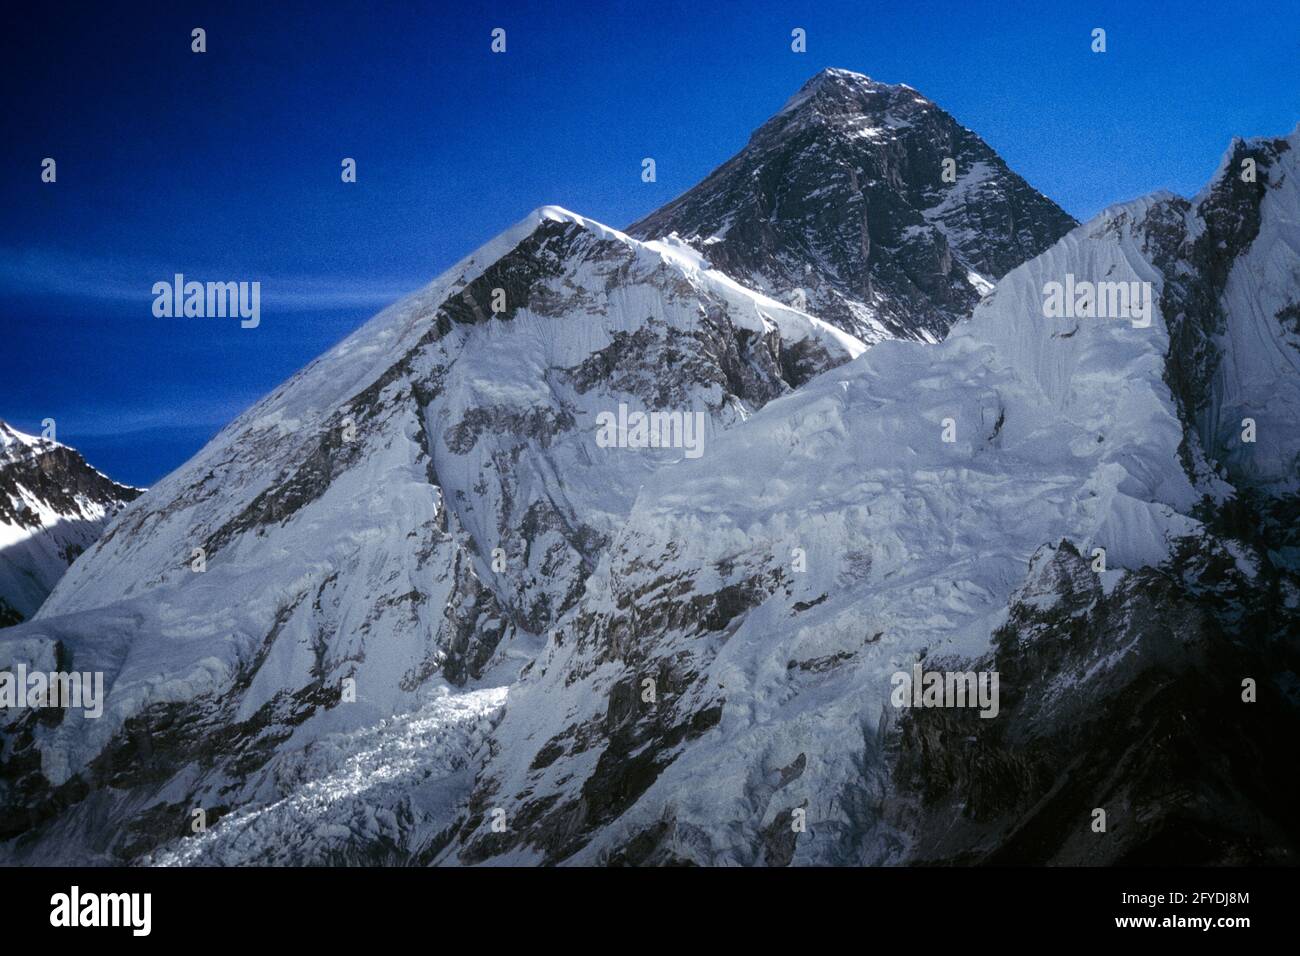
left=0, top=421, right=140, bottom=627
left=1, top=71, right=1295, bottom=867
left=629, top=68, right=1077, bottom=344
left=439, top=126, right=1300, bottom=866
left=0, top=206, right=861, bottom=862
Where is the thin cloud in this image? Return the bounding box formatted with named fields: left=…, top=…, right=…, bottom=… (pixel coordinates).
left=0, top=246, right=422, bottom=312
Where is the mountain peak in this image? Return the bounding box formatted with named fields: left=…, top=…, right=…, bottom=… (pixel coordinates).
left=0, top=419, right=54, bottom=463
left=799, top=66, right=891, bottom=92
left=1195, top=125, right=1298, bottom=205
left=772, top=67, right=926, bottom=125
left=629, top=69, right=1077, bottom=344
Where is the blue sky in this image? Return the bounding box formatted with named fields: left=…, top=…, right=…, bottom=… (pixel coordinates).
left=1, top=0, right=1296, bottom=485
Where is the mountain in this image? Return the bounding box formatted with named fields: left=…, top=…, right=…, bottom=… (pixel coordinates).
left=2, top=72, right=1295, bottom=868
left=629, top=68, right=1078, bottom=344
left=0, top=207, right=860, bottom=862
left=439, top=127, right=1300, bottom=865
left=0, top=421, right=140, bottom=627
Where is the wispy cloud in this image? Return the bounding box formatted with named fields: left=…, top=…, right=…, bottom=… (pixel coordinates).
left=0, top=246, right=423, bottom=312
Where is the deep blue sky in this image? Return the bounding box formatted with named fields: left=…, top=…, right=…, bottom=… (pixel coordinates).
left=1, top=0, right=1296, bottom=485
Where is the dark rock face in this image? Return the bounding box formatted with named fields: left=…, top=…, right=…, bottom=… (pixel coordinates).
left=629, top=68, right=1077, bottom=343
left=0, top=599, right=20, bottom=628
left=886, top=536, right=1300, bottom=865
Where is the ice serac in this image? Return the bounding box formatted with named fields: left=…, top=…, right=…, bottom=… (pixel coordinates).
left=0, top=421, right=141, bottom=627
left=445, top=130, right=1300, bottom=866
left=629, top=68, right=1078, bottom=344
left=0, top=206, right=862, bottom=863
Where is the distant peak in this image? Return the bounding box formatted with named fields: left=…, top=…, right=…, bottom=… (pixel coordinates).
left=812, top=66, right=873, bottom=81
left=780, top=67, right=892, bottom=104
left=0, top=419, right=41, bottom=448
left=808, top=66, right=887, bottom=86
left=0, top=419, right=59, bottom=465
left=770, top=67, right=933, bottom=130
